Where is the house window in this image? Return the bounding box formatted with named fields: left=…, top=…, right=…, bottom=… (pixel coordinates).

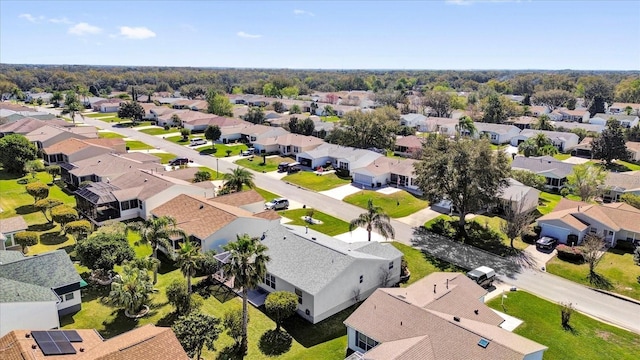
left=339, top=162, right=349, bottom=170
left=265, top=273, right=276, bottom=289
left=590, top=227, right=597, bottom=234
left=295, top=288, right=302, bottom=304
left=356, top=331, right=378, bottom=351
left=490, top=134, right=498, bottom=141
left=359, top=275, right=363, bottom=283
left=65, top=293, right=74, bottom=301
left=388, top=261, right=394, bottom=270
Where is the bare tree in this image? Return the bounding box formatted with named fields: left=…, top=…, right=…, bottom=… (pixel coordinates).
left=582, top=234, right=606, bottom=280
left=560, top=302, right=574, bottom=329
left=352, top=287, right=361, bottom=303
left=378, top=266, right=393, bottom=288
left=500, top=197, right=535, bottom=250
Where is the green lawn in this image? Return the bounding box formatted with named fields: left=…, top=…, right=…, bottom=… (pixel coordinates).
left=97, top=116, right=124, bottom=123
left=343, top=190, right=428, bottom=218
left=472, top=214, right=529, bottom=250
left=198, top=143, right=249, bottom=158
left=165, top=135, right=193, bottom=145
left=546, top=246, right=640, bottom=301
left=487, top=291, right=640, bottom=360
left=489, top=144, right=507, bottom=151
left=616, top=160, right=640, bottom=171
left=97, top=131, right=126, bottom=139
left=139, top=127, right=179, bottom=135
left=279, top=208, right=351, bottom=236
left=0, top=170, right=77, bottom=254
left=391, top=242, right=463, bottom=286
left=385, top=150, right=404, bottom=159
left=552, top=153, right=572, bottom=161
left=283, top=172, right=351, bottom=192
left=125, top=140, right=154, bottom=150
left=538, top=191, right=562, bottom=215
left=236, top=155, right=294, bottom=172
left=84, top=112, right=117, bottom=118
left=254, top=187, right=280, bottom=202
left=320, top=116, right=340, bottom=123
left=424, top=214, right=452, bottom=228
left=152, top=152, right=178, bottom=164
left=195, top=166, right=223, bottom=180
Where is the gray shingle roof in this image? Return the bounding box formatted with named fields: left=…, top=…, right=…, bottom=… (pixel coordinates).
left=511, top=156, right=575, bottom=178
left=0, top=250, right=82, bottom=291
left=0, top=277, right=59, bottom=303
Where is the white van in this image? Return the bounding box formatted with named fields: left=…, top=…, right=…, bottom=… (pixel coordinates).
left=190, top=138, right=207, bottom=146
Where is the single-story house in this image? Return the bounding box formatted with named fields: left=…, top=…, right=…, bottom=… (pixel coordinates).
left=209, top=189, right=267, bottom=214
left=399, top=113, right=427, bottom=128
left=228, top=225, right=403, bottom=324
left=0, top=324, right=189, bottom=359
left=311, top=119, right=335, bottom=139
left=473, top=122, right=521, bottom=144
left=589, top=113, right=639, bottom=128
left=183, top=116, right=246, bottom=132
left=557, top=109, right=590, bottom=123
left=529, top=105, right=550, bottom=117
left=509, top=116, right=538, bottom=130
left=602, top=171, right=640, bottom=202
left=0, top=216, right=28, bottom=250
left=239, top=124, right=289, bottom=144
left=61, top=152, right=164, bottom=187
left=75, top=169, right=215, bottom=225
left=172, top=99, right=208, bottom=111
left=496, top=178, right=540, bottom=214
left=571, top=137, right=595, bottom=158
left=627, top=141, right=640, bottom=161
left=25, top=124, right=97, bottom=150
left=510, top=129, right=579, bottom=152
left=155, top=109, right=212, bottom=127
left=252, top=133, right=325, bottom=155
left=511, top=155, right=575, bottom=191
left=394, top=135, right=424, bottom=157
left=296, top=143, right=383, bottom=173
left=553, top=121, right=605, bottom=134
left=608, top=102, right=640, bottom=115
left=42, top=138, right=126, bottom=166
left=420, top=117, right=459, bottom=136
left=25, top=92, right=54, bottom=103
left=92, top=99, right=123, bottom=113
left=344, top=272, right=547, bottom=359
left=351, top=157, right=420, bottom=191
left=151, top=193, right=281, bottom=253
left=537, top=198, right=640, bottom=246
left=0, top=250, right=84, bottom=335
left=0, top=117, right=71, bottom=137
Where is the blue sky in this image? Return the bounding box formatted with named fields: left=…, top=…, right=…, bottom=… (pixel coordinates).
left=1, top=0, right=639, bottom=70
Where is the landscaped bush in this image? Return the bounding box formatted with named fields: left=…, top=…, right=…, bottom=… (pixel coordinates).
left=76, top=232, right=134, bottom=273
left=25, top=181, right=49, bottom=203
left=66, top=220, right=93, bottom=241
left=14, top=231, right=39, bottom=249
left=164, top=125, right=170, bottom=130
left=51, top=205, right=78, bottom=233
left=634, top=246, right=640, bottom=266
left=556, top=244, right=584, bottom=263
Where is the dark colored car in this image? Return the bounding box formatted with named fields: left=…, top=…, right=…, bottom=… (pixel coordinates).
left=536, top=236, right=558, bottom=251
left=169, top=157, right=190, bottom=166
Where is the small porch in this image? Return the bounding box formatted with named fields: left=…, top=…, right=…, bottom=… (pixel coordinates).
left=211, top=251, right=270, bottom=307
left=74, top=183, right=121, bottom=225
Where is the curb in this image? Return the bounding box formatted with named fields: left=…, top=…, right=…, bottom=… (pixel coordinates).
left=590, top=287, right=640, bottom=306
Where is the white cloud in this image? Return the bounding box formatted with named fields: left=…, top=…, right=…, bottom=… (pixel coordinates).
left=119, top=26, right=156, bottom=39
left=237, top=31, right=262, bottom=39
left=18, top=13, right=43, bottom=23
left=68, top=22, right=102, bottom=36
left=293, top=9, right=315, bottom=16
left=49, top=17, right=72, bottom=24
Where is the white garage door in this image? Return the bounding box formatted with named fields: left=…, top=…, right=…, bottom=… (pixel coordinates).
left=540, top=225, right=571, bottom=244
left=353, top=173, right=373, bottom=186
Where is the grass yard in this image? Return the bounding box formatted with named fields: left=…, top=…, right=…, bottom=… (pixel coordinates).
left=616, top=160, right=640, bottom=171
left=152, top=152, right=178, bottom=164
left=236, top=155, right=294, bottom=172
left=0, top=170, right=77, bottom=254
left=194, top=166, right=223, bottom=180
left=320, top=116, right=340, bottom=122
left=391, top=242, right=463, bottom=286
left=139, top=127, right=178, bottom=135
left=538, top=191, right=562, bottom=215
left=125, top=140, right=154, bottom=150
left=487, top=291, right=640, bottom=360
left=279, top=208, right=351, bottom=236
left=254, top=187, right=280, bottom=202
left=198, top=143, right=249, bottom=158
left=343, top=190, right=428, bottom=218
left=473, top=214, right=529, bottom=250
left=164, top=135, right=193, bottom=145
left=552, top=153, right=572, bottom=161
left=546, top=246, right=640, bottom=301
left=84, top=112, right=117, bottom=118
left=283, top=172, right=351, bottom=192
left=97, top=131, right=126, bottom=139
left=489, top=144, right=507, bottom=151
left=98, top=116, right=124, bottom=123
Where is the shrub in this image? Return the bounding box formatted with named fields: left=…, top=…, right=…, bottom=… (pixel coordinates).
left=25, top=181, right=49, bottom=203
left=166, top=280, right=203, bottom=315
left=164, top=125, right=170, bottom=131
left=75, top=232, right=134, bottom=272
left=51, top=205, right=78, bottom=233
left=193, top=170, right=211, bottom=183
left=35, top=198, right=64, bottom=223
left=634, top=246, right=640, bottom=266
left=265, top=291, right=298, bottom=330
left=556, top=244, right=584, bottom=263
left=14, top=231, right=39, bottom=249
left=66, top=220, right=92, bottom=241
left=223, top=309, right=245, bottom=346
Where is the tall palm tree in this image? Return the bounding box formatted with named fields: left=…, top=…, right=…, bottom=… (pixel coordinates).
left=533, top=114, right=554, bottom=131
left=177, top=239, right=202, bottom=294
left=223, top=167, right=255, bottom=193
left=127, top=216, right=186, bottom=284
left=349, top=199, right=395, bottom=242
left=63, top=100, right=85, bottom=125
left=456, top=115, right=477, bottom=138
left=223, top=234, right=270, bottom=354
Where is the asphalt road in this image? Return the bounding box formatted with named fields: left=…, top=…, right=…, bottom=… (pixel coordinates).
left=50, top=112, right=640, bottom=334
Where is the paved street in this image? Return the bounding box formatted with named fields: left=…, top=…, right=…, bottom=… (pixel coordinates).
left=46, top=112, right=640, bottom=334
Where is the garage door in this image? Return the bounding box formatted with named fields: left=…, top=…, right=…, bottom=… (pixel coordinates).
left=353, top=173, right=373, bottom=186
left=540, top=225, right=570, bottom=244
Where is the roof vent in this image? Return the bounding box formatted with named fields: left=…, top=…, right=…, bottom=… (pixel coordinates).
left=199, top=204, right=204, bottom=209
left=32, top=344, right=37, bottom=350
left=144, top=178, right=148, bottom=182
left=80, top=348, right=85, bottom=352
left=453, top=316, right=460, bottom=322
left=25, top=333, right=31, bottom=338
left=478, top=338, right=490, bottom=348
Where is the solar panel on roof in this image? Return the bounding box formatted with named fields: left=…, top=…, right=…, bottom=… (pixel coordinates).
left=38, top=341, right=61, bottom=356
left=49, top=331, right=68, bottom=342
left=62, top=330, right=83, bottom=342
left=55, top=340, right=77, bottom=355
left=31, top=330, right=78, bottom=356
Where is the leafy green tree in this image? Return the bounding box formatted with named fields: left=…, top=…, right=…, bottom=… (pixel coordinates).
left=414, top=137, right=510, bottom=235
left=533, top=114, right=554, bottom=131
left=75, top=232, right=134, bottom=272
left=193, top=170, right=211, bottom=183
left=118, top=101, right=145, bottom=124
left=518, top=133, right=558, bottom=157
left=50, top=91, right=63, bottom=107
left=626, top=125, right=640, bottom=142
left=172, top=311, right=221, bottom=359
left=180, top=128, right=191, bottom=142
left=289, top=104, right=302, bottom=114
left=204, top=125, right=221, bottom=148
left=25, top=160, right=44, bottom=179
left=565, top=163, right=607, bottom=202
left=500, top=200, right=535, bottom=249
left=265, top=291, right=299, bottom=331
left=456, top=115, right=476, bottom=137
left=482, top=94, right=506, bottom=123
left=223, top=167, right=255, bottom=193
left=109, top=263, right=154, bottom=315
left=621, top=193, right=640, bottom=209
left=280, top=86, right=299, bottom=99
left=206, top=89, right=233, bottom=117
left=66, top=220, right=92, bottom=241
left=46, top=165, right=61, bottom=182
left=579, top=76, right=614, bottom=116
left=262, top=83, right=279, bottom=97
left=127, top=216, right=186, bottom=284
left=26, top=182, right=49, bottom=203
left=325, top=107, right=398, bottom=150
left=423, top=90, right=452, bottom=117
left=349, top=199, right=395, bottom=242
left=582, top=234, right=606, bottom=281
left=62, top=92, right=84, bottom=124
left=223, top=234, right=270, bottom=354
left=510, top=169, right=547, bottom=190
left=51, top=205, right=77, bottom=234
left=323, top=105, right=335, bottom=116
left=615, top=78, right=640, bottom=103
left=0, top=134, right=37, bottom=174
left=532, top=89, right=574, bottom=110
left=223, top=309, right=244, bottom=347
left=14, top=231, right=38, bottom=251
left=243, top=106, right=265, bottom=124
left=166, top=280, right=202, bottom=315
left=177, top=240, right=202, bottom=294
left=272, top=101, right=285, bottom=113
left=591, top=119, right=629, bottom=165
left=35, top=198, right=63, bottom=223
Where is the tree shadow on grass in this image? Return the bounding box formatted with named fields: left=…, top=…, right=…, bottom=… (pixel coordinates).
left=280, top=302, right=359, bottom=348
left=15, top=204, right=37, bottom=215
left=100, top=309, right=139, bottom=339
left=28, top=222, right=56, bottom=232
left=157, top=252, right=178, bottom=274
left=40, top=232, right=69, bottom=245
left=588, top=272, right=613, bottom=290
left=562, top=323, right=579, bottom=335
left=422, top=252, right=464, bottom=271
left=259, top=329, right=292, bottom=357
left=156, top=311, right=179, bottom=327
left=216, top=344, right=244, bottom=360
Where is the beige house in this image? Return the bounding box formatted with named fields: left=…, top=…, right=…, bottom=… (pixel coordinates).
left=394, top=135, right=424, bottom=157
left=252, top=133, right=324, bottom=155
left=25, top=125, right=98, bottom=149
left=602, top=171, right=640, bottom=202
left=42, top=138, right=126, bottom=165
left=344, top=272, right=547, bottom=360
left=351, top=157, right=420, bottom=191
left=0, top=216, right=28, bottom=250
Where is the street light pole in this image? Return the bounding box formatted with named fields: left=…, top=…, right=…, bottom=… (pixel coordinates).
left=216, top=158, right=219, bottom=179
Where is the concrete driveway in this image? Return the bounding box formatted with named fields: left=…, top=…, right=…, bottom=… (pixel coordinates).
left=396, top=207, right=441, bottom=227
left=334, top=228, right=391, bottom=243
left=320, top=184, right=363, bottom=200
left=562, top=156, right=591, bottom=164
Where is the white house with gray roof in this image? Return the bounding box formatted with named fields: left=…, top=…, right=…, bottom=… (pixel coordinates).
left=473, top=122, right=521, bottom=144
left=254, top=225, right=402, bottom=324
left=511, top=156, right=575, bottom=191
left=589, top=113, right=639, bottom=128
left=296, top=143, right=383, bottom=173
left=510, top=129, right=579, bottom=152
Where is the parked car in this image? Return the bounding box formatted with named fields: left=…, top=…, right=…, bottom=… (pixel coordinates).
left=278, top=162, right=301, bottom=173
left=190, top=138, right=207, bottom=146
left=264, top=198, right=289, bottom=210
left=536, top=236, right=558, bottom=251
left=241, top=148, right=255, bottom=156
left=466, top=266, right=495, bottom=289
left=168, top=157, right=190, bottom=166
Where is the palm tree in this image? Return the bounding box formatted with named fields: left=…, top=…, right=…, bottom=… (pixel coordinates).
left=349, top=199, right=395, bottom=242
left=109, top=263, right=154, bottom=316
left=177, top=239, right=202, bottom=294
left=127, top=216, right=186, bottom=284
left=222, top=234, right=270, bottom=354
left=456, top=115, right=477, bottom=138
left=533, top=114, right=554, bottom=131
left=62, top=100, right=85, bottom=125
left=223, top=167, right=255, bottom=193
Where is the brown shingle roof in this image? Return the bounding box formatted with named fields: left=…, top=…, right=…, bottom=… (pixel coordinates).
left=395, top=135, right=424, bottom=149
left=43, top=138, right=123, bottom=156
left=539, top=198, right=640, bottom=233
left=210, top=189, right=265, bottom=207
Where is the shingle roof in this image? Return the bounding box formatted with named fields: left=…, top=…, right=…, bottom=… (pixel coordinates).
left=68, top=153, right=163, bottom=178
left=0, top=277, right=59, bottom=302
left=538, top=198, right=640, bottom=233
left=511, top=156, right=575, bottom=178
left=499, top=178, right=539, bottom=202
left=0, top=250, right=82, bottom=292
left=0, top=117, right=70, bottom=134
left=209, top=190, right=265, bottom=207
left=0, top=215, right=28, bottom=234
left=605, top=171, right=640, bottom=192
left=395, top=135, right=424, bottom=149
left=474, top=122, right=520, bottom=135
left=44, top=138, right=123, bottom=156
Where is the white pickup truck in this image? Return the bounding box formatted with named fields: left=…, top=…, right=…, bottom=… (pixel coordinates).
left=466, top=266, right=496, bottom=288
